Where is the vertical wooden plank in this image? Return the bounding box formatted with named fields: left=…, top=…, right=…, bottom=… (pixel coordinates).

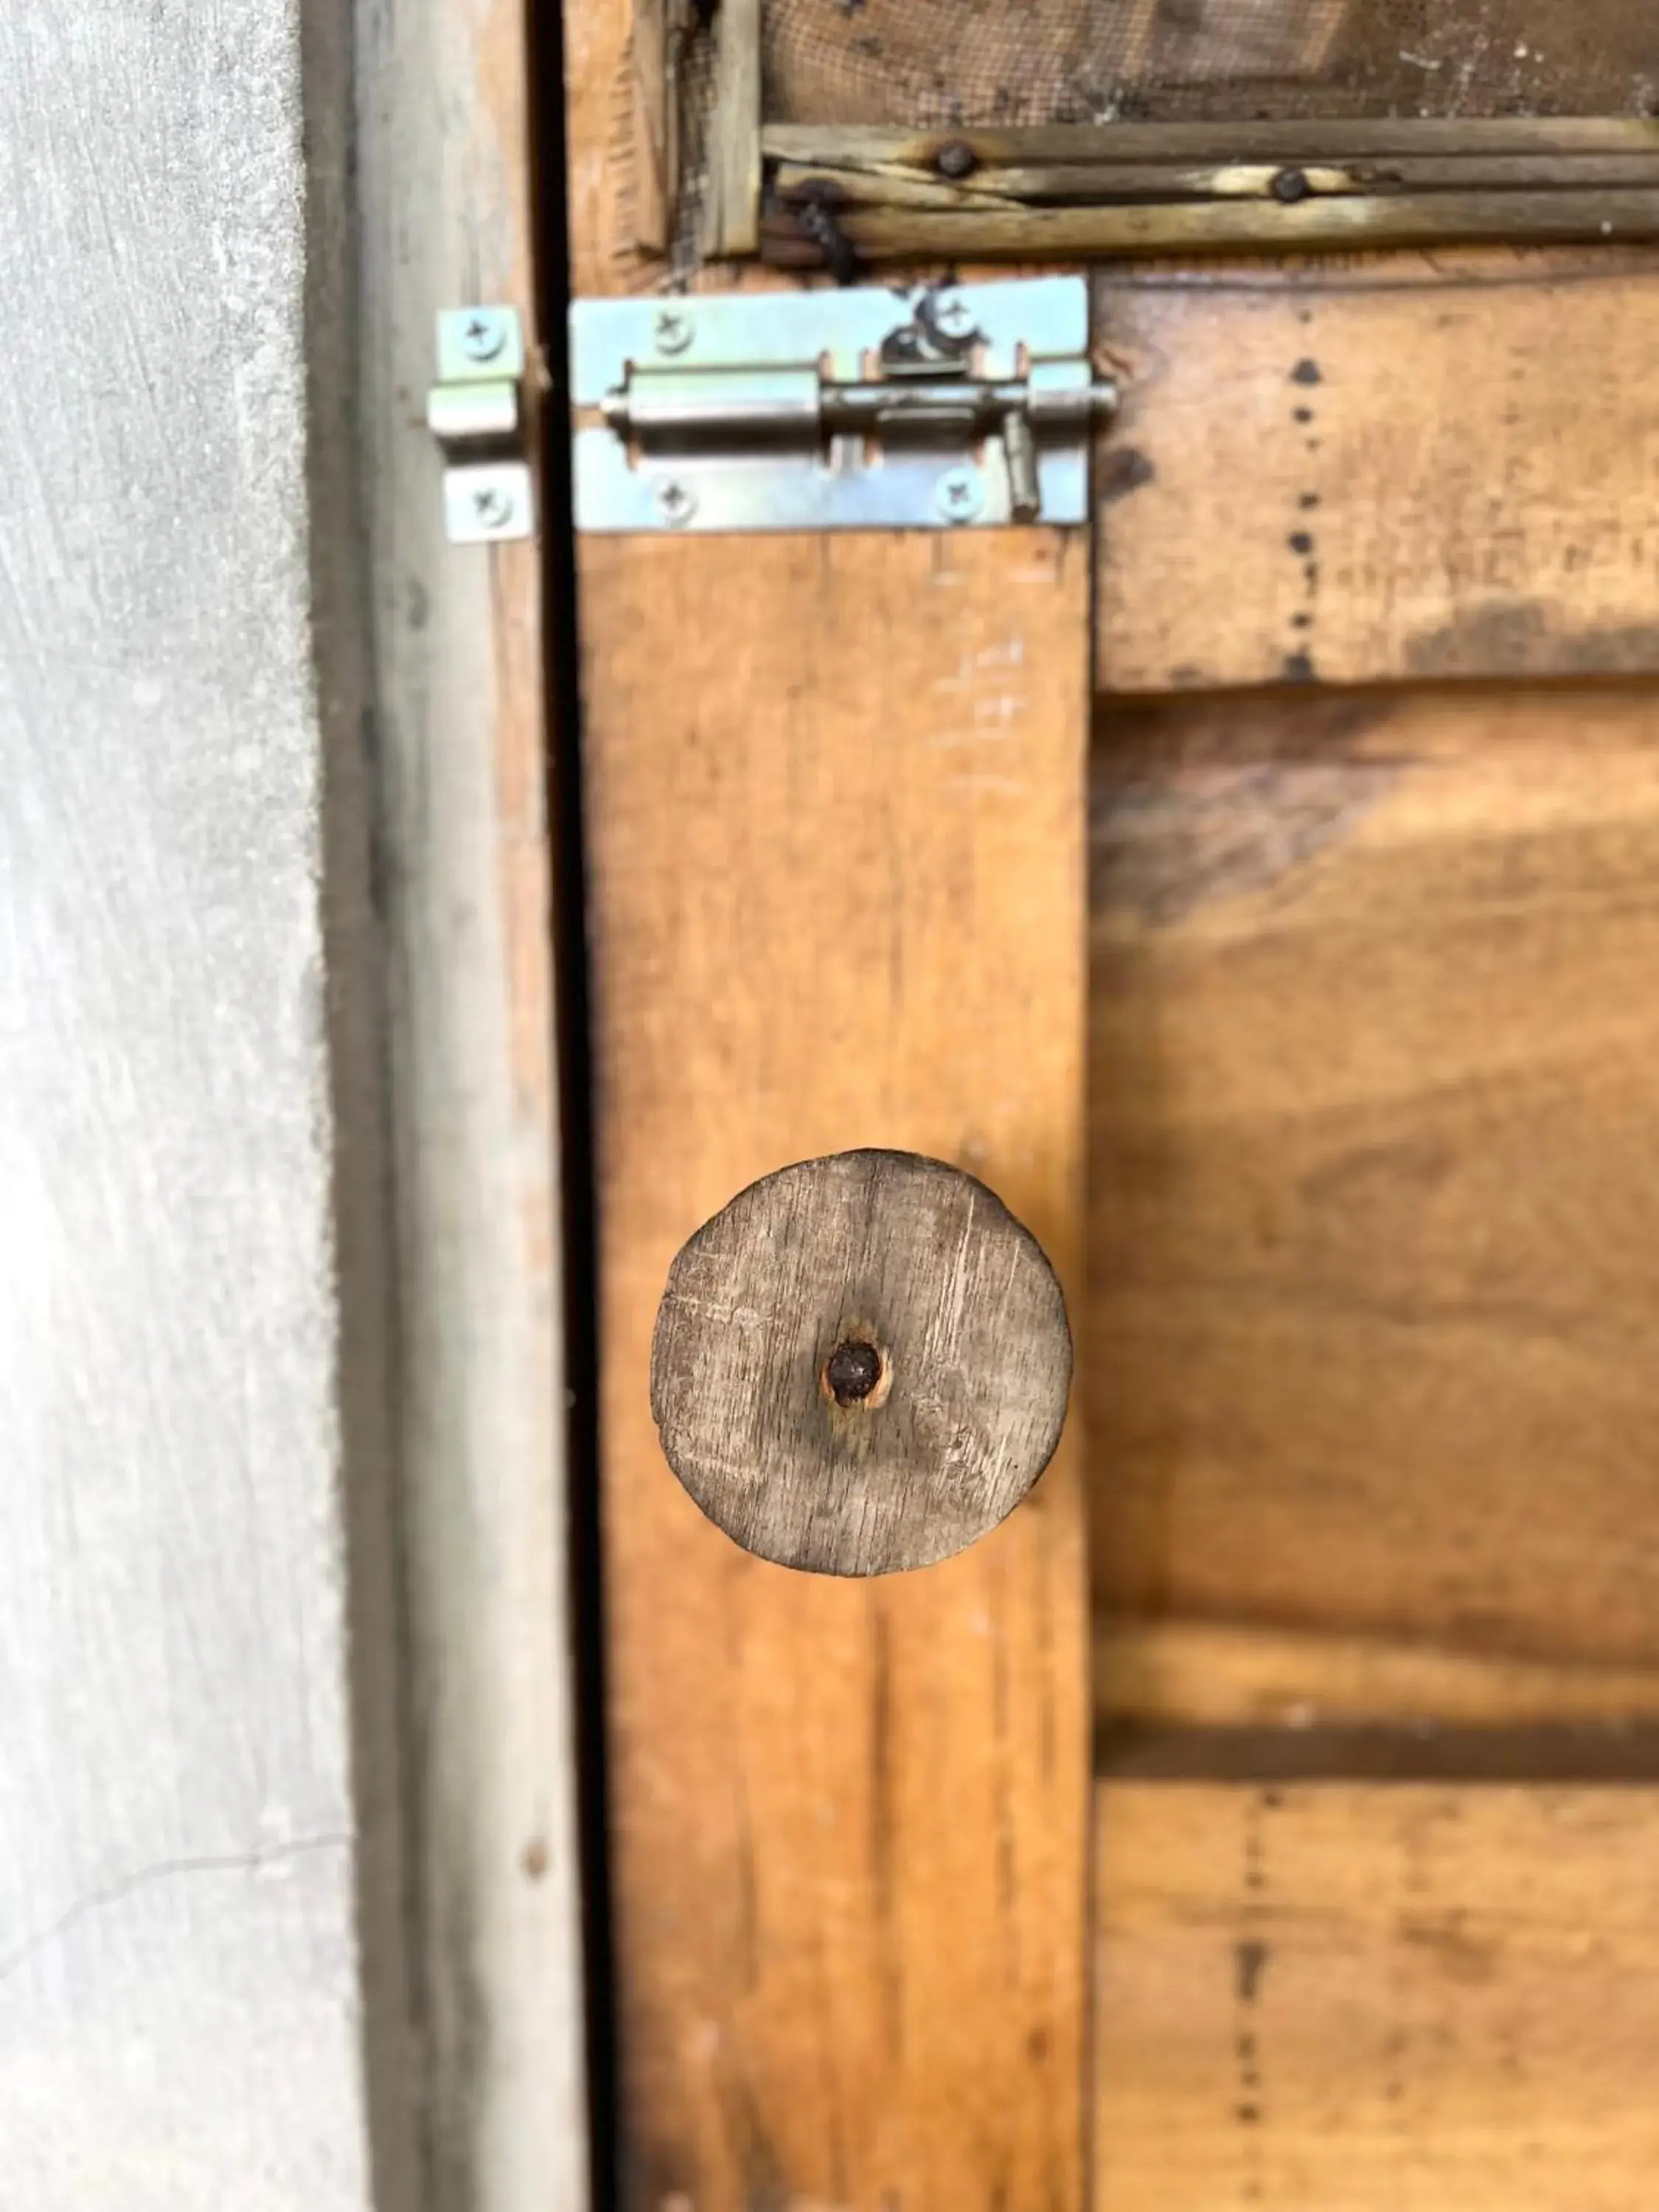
left=700, top=0, right=763, bottom=258
left=580, top=531, right=1091, bottom=2212
left=568, top=13, right=1092, bottom=2199
left=631, top=0, right=682, bottom=253
left=356, top=0, right=588, bottom=2208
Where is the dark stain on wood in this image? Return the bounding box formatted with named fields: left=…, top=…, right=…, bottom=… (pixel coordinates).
left=1236, top=1937, right=1270, bottom=2004
left=1098, top=446, right=1157, bottom=506
left=1092, top=692, right=1401, bottom=927
left=1406, top=596, right=1659, bottom=678
left=1399, top=1915, right=1500, bottom=1986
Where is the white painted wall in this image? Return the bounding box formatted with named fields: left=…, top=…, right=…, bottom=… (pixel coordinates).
left=0, top=2, right=585, bottom=2197
left=0, top=6, right=408, bottom=2205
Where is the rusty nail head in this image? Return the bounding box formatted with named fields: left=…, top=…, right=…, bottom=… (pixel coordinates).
left=826, top=1340, right=883, bottom=1407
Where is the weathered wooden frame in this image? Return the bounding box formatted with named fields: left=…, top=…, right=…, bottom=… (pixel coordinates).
left=678, top=0, right=1659, bottom=265
left=760, top=119, right=1659, bottom=265
left=355, top=1, right=590, bottom=2207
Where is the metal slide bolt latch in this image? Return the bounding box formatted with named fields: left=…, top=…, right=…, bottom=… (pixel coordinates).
left=571, top=277, right=1119, bottom=535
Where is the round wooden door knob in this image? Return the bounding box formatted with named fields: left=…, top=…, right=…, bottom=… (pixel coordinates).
left=650, top=1149, right=1072, bottom=1576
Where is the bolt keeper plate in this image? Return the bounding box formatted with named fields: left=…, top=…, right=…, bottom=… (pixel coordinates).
left=569, top=278, right=1107, bottom=535
left=429, top=307, right=535, bottom=543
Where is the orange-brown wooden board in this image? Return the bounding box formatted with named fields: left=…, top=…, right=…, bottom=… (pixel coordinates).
left=567, top=0, right=1096, bottom=2197
left=1094, top=1783, right=1659, bottom=2212
left=1096, top=251, right=1659, bottom=691
left=579, top=530, right=1091, bottom=2212
left=1088, top=681, right=1659, bottom=1725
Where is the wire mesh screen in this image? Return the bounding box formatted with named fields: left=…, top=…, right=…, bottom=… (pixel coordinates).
left=764, top=1, right=1658, bottom=127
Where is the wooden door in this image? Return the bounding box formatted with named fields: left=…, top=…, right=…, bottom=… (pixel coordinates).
left=559, top=7, right=1659, bottom=2209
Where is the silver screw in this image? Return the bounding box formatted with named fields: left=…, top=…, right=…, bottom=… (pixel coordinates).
left=936, top=467, right=983, bottom=526
left=655, top=478, right=698, bottom=527
left=462, top=311, right=507, bottom=364
left=933, top=293, right=975, bottom=339
left=473, top=483, right=515, bottom=531
left=654, top=307, right=693, bottom=356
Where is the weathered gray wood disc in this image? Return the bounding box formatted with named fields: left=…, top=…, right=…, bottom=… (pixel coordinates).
left=650, top=1149, right=1073, bottom=1575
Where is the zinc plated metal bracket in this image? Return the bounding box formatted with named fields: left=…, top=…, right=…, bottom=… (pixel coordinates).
left=427, top=306, right=535, bottom=544
left=569, top=276, right=1116, bottom=535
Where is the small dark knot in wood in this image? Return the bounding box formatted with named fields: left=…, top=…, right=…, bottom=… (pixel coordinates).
left=936, top=139, right=978, bottom=181
left=825, top=1339, right=883, bottom=1407
left=1271, top=166, right=1312, bottom=204
left=650, top=1149, right=1073, bottom=1576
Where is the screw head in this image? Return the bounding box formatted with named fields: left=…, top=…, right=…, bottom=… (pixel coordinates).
left=654, top=307, right=693, bottom=356
left=1271, top=166, right=1312, bottom=204
left=462, top=311, right=508, bottom=364
left=936, top=467, right=984, bottom=526
left=655, top=477, right=698, bottom=527
left=932, top=293, right=975, bottom=339
left=472, top=483, right=515, bottom=530
left=936, top=139, right=978, bottom=181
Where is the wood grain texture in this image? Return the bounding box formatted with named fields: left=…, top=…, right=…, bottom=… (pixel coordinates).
left=1096, top=1618, right=1659, bottom=1733
left=0, top=7, right=398, bottom=2205
left=356, top=0, right=590, bottom=2204
left=700, top=0, right=762, bottom=257
left=766, top=119, right=1659, bottom=167
left=653, top=1150, right=1073, bottom=1574
left=764, top=187, right=1659, bottom=267
left=631, top=0, right=681, bottom=251
left=1094, top=1784, right=1659, bottom=2211
left=566, top=0, right=656, bottom=293
left=580, top=532, right=1089, bottom=2212
left=1088, top=684, right=1659, bottom=1716
left=1093, top=250, right=1659, bottom=690
left=770, top=147, right=1659, bottom=209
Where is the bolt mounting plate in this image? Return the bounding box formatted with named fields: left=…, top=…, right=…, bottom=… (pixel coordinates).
left=430, top=307, right=535, bottom=544
left=569, top=277, right=1096, bottom=536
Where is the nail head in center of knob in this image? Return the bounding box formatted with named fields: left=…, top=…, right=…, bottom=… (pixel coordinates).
left=824, top=1339, right=885, bottom=1408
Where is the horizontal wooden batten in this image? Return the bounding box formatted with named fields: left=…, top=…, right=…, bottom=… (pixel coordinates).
left=1095, top=1618, right=1659, bottom=1736
left=773, top=153, right=1659, bottom=212
left=1094, top=1785, right=1659, bottom=2212
left=764, top=187, right=1659, bottom=265
left=765, top=118, right=1659, bottom=168
left=1089, top=684, right=1659, bottom=1712
left=1091, top=248, right=1659, bottom=689
left=761, top=120, right=1659, bottom=262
